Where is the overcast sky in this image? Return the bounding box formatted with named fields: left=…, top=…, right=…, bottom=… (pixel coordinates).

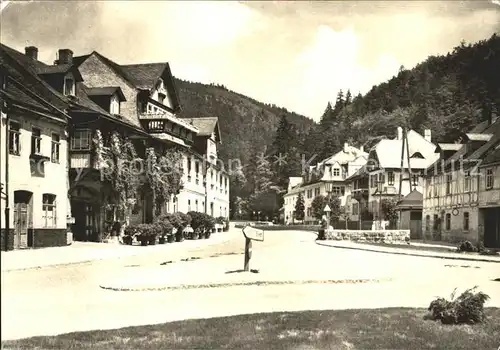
left=1, top=1, right=499, bottom=120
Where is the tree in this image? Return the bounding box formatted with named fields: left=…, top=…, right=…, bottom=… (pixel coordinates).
left=310, top=194, right=343, bottom=224
left=345, top=89, right=352, bottom=106
left=249, top=148, right=280, bottom=216
left=380, top=198, right=399, bottom=226
left=294, top=193, right=305, bottom=221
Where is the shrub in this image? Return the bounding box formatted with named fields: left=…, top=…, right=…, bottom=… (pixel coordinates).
left=124, top=225, right=138, bottom=236
left=154, top=215, right=174, bottom=237
left=427, top=287, right=490, bottom=325
left=202, top=213, right=216, bottom=232
left=136, top=223, right=158, bottom=238
left=176, top=212, right=192, bottom=229
left=216, top=216, right=230, bottom=231
left=188, top=211, right=205, bottom=232
left=456, top=240, right=477, bottom=253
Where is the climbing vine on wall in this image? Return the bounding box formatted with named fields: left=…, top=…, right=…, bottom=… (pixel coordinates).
left=145, top=147, right=184, bottom=215
left=94, top=130, right=142, bottom=218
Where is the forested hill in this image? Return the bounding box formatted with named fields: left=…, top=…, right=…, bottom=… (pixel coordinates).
left=307, top=33, right=500, bottom=162
left=173, top=78, right=315, bottom=167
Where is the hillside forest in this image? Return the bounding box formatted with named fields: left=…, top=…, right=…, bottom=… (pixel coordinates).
left=175, top=33, right=500, bottom=220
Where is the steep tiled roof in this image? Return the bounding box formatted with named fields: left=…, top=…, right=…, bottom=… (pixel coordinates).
left=183, top=117, right=221, bottom=141
left=396, top=189, right=423, bottom=209
left=0, top=43, right=69, bottom=114
left=482, top=143, right=500, bottom=166
left=428, top=118, right=500, bottom=174
left=120, top=63, right=166, bottom=90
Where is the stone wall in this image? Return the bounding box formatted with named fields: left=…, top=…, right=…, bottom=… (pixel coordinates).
left=32, top=229, right=68, bottom=248
left=0, top=229, right=14, bottom=251
left=325, top=229, right=411, bottom=244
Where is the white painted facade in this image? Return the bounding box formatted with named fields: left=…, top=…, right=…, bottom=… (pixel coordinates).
left=1, top=111, right=69, bottom=247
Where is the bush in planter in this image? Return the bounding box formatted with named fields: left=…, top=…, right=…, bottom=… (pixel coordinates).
left=154, top=215, right=174, bottom=244
left=135, top=223, right=158, bottom=246
left=203, top=213, right=216, bottom=238
left=175, top=212, right=192, bottom=240
left=456, top=240, right=477, bottom=253
left=187, top=211, right=204, bottom=239
left=161, top=213, right=184, bottom=242
left=123, top=225, right=137, bottom=245
left=427, top=286, right=490, bottom=324
left=216, top=216, right=229, bottom=232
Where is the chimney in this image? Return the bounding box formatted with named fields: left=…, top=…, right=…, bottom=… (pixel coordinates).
left=397, top=127, right=403, bottom=140
left=344, top=142, right=349, bottom=153
left=360, top=145, right=364, bottom=153
left=56, top=49, right=73, bottom=65
left=25, top=46, right=38, bottom=60
left=424, top=129, right=432, bottom=142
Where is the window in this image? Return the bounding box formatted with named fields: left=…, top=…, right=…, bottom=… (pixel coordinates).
left=433, top=177, right=438, bottom=197
left=51, top=133, right=60, bottom=163
left=42, top=194, right=57, bottom=228
left=8, top=121, right=21, bottom=155
left=314, top=188, right=320, bottom=197
left=412, top=174, right=418, bottom=186
left=425, top=215, right=430, bottom=232
left=158, top=93, right=166, bottom=104
left=64, top=77, right=75, bottom=96
left=195, top=162, right=200, bottom=184
left=433, top=214, right=439, bottom=230
left=333, top=168, right=340, bottom=177
left=445, top=174, right=452, bottom=195
left=71, top=129, right=91, bottom=150
left=464, top=171, right=471, bottom=192
left=486, top=168, right=494, bottom=189
left=387, top=171, right=395, bottom=185
left=31, top=127, right=42, bottom=155
left=370, top=175, right=376, bottom=188
left=352, top=203, right=359, bottom=215
left=188, top=199, right=191, bottom=212
left=332, top=186, right=345, bottom=196
left=110, top=95, right=120, bottom=115
left=195, top=200, right=199, bottom=212
left=307, top=189, right=312, bottom=198
left=307, top=207, right=311, bottom=217
left=445, top=213, right=451, bottom=231
left=378, top=173, right=385, bottom=186
left=463, top=212, right=469, bottom=231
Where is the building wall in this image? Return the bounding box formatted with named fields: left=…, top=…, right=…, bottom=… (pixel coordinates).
left=77, top=55, right=140, bottom=127
left=1, top=111, right=68, bottom=247
left=478, top=165, right=500, bottom=207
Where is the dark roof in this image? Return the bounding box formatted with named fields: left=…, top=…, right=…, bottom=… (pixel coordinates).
left=121, top=63, right=166, bottom=89
left=36, top=63, right=84, bottom=82
left=396, top=189, right=423, bottom=210
left=0, top=43, right=69, bottom=115
left=427, top=118, right=500, bottom=175
left=482, top=143, right=500, bottom=166
left=86, top=86, right=126, bottom=101
left=183, top=117, right=221, bottom=141
left=73, top=52, right=182, bottom=111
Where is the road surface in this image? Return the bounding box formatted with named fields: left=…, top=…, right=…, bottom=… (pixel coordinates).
left=2, top=230, right=500, bottom=340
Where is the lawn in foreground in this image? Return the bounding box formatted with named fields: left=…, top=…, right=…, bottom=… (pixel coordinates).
left=3, top=308, right=499, bottom=349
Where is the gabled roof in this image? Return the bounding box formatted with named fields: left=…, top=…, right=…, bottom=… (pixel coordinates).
left=396, top=189, right=423, bottom=210
left=0, top=43, right=69, bottom=116
left=74, top=52, right=182, bottom=112
left=183, top=117, right=222, bottom=142
left=315, top=144, right=368, bottom=167
left=86, top=86, right=126, bottom=101
left=482, top=143, right=500, bottom=166
left=370, top=129, right=439, bottom=170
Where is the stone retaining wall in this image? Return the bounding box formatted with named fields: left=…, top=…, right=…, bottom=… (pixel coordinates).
left=326, top=229, right=411, bottom=244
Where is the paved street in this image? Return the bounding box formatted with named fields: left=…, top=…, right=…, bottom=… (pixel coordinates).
left=2, top=230, right=500, bottom=341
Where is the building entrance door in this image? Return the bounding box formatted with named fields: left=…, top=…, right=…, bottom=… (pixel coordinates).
left=484, top=207, right=500, bottom=248
left=13, top=190, right=33, bottom=249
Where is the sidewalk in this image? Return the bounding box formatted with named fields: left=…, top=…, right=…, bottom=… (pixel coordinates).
left=316, top=239, right=500, bottom=263
left=1, top=229, right=240, bottom=272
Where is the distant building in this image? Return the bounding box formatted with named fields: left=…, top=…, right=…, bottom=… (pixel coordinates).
left=283, top=143, right=367, bottom=224
left=365, top=127, right=439, bottom=222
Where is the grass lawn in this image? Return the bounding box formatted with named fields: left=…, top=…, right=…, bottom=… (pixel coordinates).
left=3, top=308, right=500, bottom=349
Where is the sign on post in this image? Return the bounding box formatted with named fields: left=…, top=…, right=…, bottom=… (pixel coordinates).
left=242, top=225, right=264, bottom=272
left=242, top=226, right=264, bottom=242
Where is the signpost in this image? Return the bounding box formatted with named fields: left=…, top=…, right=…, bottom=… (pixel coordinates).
left=242, top=225, right=264, bottom=271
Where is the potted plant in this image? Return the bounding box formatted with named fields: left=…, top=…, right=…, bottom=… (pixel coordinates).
left=123, top=225, right=136, bottom=245
left=167, top=229, right=175, bottom=243
left=203, top=213, right=216, bottom=239
left=136, top=223, right=153, bottom=246
left=155, top=215, right=173, bottom=244
left=188, top=211, right=204, bottom=239
left=148, top=223, right=161, bottom=245
left=162, top=213, right=183, bottom=242
left=176, top=212, right=192, bottom=241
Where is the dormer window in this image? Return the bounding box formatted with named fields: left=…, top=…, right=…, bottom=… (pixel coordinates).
left=64, top=77, right=75, bottom=96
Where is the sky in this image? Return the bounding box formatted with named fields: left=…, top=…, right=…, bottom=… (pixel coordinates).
left=1, top=1, right=499, bottom=121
